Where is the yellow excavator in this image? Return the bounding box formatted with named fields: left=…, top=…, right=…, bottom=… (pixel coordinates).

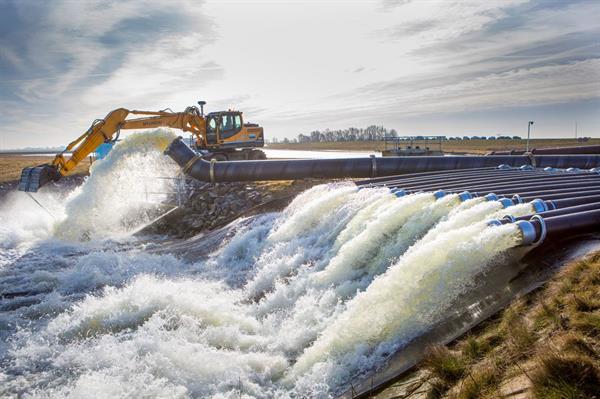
left=18, top=101, right=265, bottom=192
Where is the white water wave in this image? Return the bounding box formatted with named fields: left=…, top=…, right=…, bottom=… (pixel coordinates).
left=0, top=133, right=535, bottom=397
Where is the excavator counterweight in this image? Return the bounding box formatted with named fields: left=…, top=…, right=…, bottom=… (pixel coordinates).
left=17, top=101, right=265, bottom=192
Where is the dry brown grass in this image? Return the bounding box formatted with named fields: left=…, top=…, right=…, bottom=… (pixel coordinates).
left=450, top=362, right=499, bottom=399
left=424, top=346, right=467, bottom=385
left=530, top=352, right=600, bottom=399
left=412, top=251, right=600, bottom=399
left=0, top=154, right=90, bottom=184
left=268, top=138, right=600, bottom=154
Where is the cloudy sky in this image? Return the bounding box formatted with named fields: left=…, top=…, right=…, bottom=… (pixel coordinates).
left=1, top=0, right=599, bottom=149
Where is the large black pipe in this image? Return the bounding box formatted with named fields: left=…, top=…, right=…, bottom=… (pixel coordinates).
left=515, top=202, right=600, bottom=220
left=531, top=208, right=600, bottom=239
left=499, top=206, right=600, bottom=245
left=392, top=183, right=600, bottom=201
left=520, top=189, right=600, bottom=201
left=481, top=188, right=600, bottom=201
left=366, top=170, right=540, bottom=189
left=490, top=145, right=600, bottom=156
left=356, top=166, right=577, bottom=186
left=381, top=179, right=600, bottom=204
left=368, top=170, right=592, bottom=191
left=550, top=195, right=600, bottom=208
left=391, top=179, right=600, bottom=197
left=388, top=174, right=600, bottom=192
left=505, top=185, right=600, bottom=198
left=165, top=138, right=600, bottom=182
left=359, top=168, right=594, bottom=189
left=356, top=167, right=499, bottom=185
left=357, top=168, right=544, bottom=187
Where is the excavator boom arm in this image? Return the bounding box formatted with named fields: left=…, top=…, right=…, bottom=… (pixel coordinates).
left=18, top=107, right=206, bottom=192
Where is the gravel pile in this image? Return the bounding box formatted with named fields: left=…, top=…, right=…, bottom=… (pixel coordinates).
left=144, top=180, right=278, bottom=238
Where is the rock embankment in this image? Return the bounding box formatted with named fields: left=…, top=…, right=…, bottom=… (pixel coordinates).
left=145, top=179, right=321, bottom=238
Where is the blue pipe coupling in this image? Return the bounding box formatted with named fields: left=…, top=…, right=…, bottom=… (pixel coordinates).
left=530, top=198, right=549, bottom=213
left=498, top=198, right=514, bottom=208
left=433, top=190, right=446, bottom=199
left=393, top=188, right=407, bottom=197
left=484, top=193, right=498, bottom=201
left=516, top=215, right=547, bottom=246
left=516, top=220, right=537, bottom=245
left=458, top=191, right=473, bottom=202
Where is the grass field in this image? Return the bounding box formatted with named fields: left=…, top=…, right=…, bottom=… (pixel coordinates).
left=376, top=251, right=600, bottom=398
left=0, top=155, right=90, bottom=184
left=267, top=138, right=600, bottom=154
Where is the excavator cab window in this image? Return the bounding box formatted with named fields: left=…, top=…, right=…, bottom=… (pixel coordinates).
left=206, top=116, right=218, bottom=144
left=234, top=114, right=242, bottom=130
left=220, top=112, right=242, bottom=139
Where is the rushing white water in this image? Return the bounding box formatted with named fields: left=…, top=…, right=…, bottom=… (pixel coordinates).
left=55, top=130, right=179, bottom=241
left=0, top=133, right=533, bottom=398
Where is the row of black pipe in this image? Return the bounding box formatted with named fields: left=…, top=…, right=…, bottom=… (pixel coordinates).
left=165, top=137, right=600, bottom=246
left=356, top=166, right=600, bottom=246
left=166, top=137, right=600, bottom=181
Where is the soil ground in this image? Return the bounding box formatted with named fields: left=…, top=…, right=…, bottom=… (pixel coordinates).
left=0, top=154, right=90, bottom=199
left=0, top=154, right=90, bottom=184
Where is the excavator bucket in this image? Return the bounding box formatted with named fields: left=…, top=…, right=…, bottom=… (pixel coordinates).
left=18, top=164, right=61, bottom=192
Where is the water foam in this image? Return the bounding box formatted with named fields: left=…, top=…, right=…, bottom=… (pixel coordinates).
left=314, top=192, right=434, bottom=287
left=1, top=164, right=535, bottom=397
left=291, top=222, right=522, bottom=379
left=54, top=129, right=179, bottom=241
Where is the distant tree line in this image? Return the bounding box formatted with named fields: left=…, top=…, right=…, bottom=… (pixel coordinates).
left=295, top=125, right=398, bottom=143
left=268, top=127, right=525, bottom=144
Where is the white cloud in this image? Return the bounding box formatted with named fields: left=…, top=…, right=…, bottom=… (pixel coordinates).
left=1, top=0, right=599, bottom=148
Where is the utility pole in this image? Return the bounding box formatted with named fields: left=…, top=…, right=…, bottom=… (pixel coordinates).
left=526, top=121, right=534, bottom=152
left=575, top=122, right=578, bottom=139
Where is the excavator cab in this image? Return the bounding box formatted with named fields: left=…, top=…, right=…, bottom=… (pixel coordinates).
left=195, top=110, right=265, bottom=160
left=203, top=111, right=244, bottom=147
